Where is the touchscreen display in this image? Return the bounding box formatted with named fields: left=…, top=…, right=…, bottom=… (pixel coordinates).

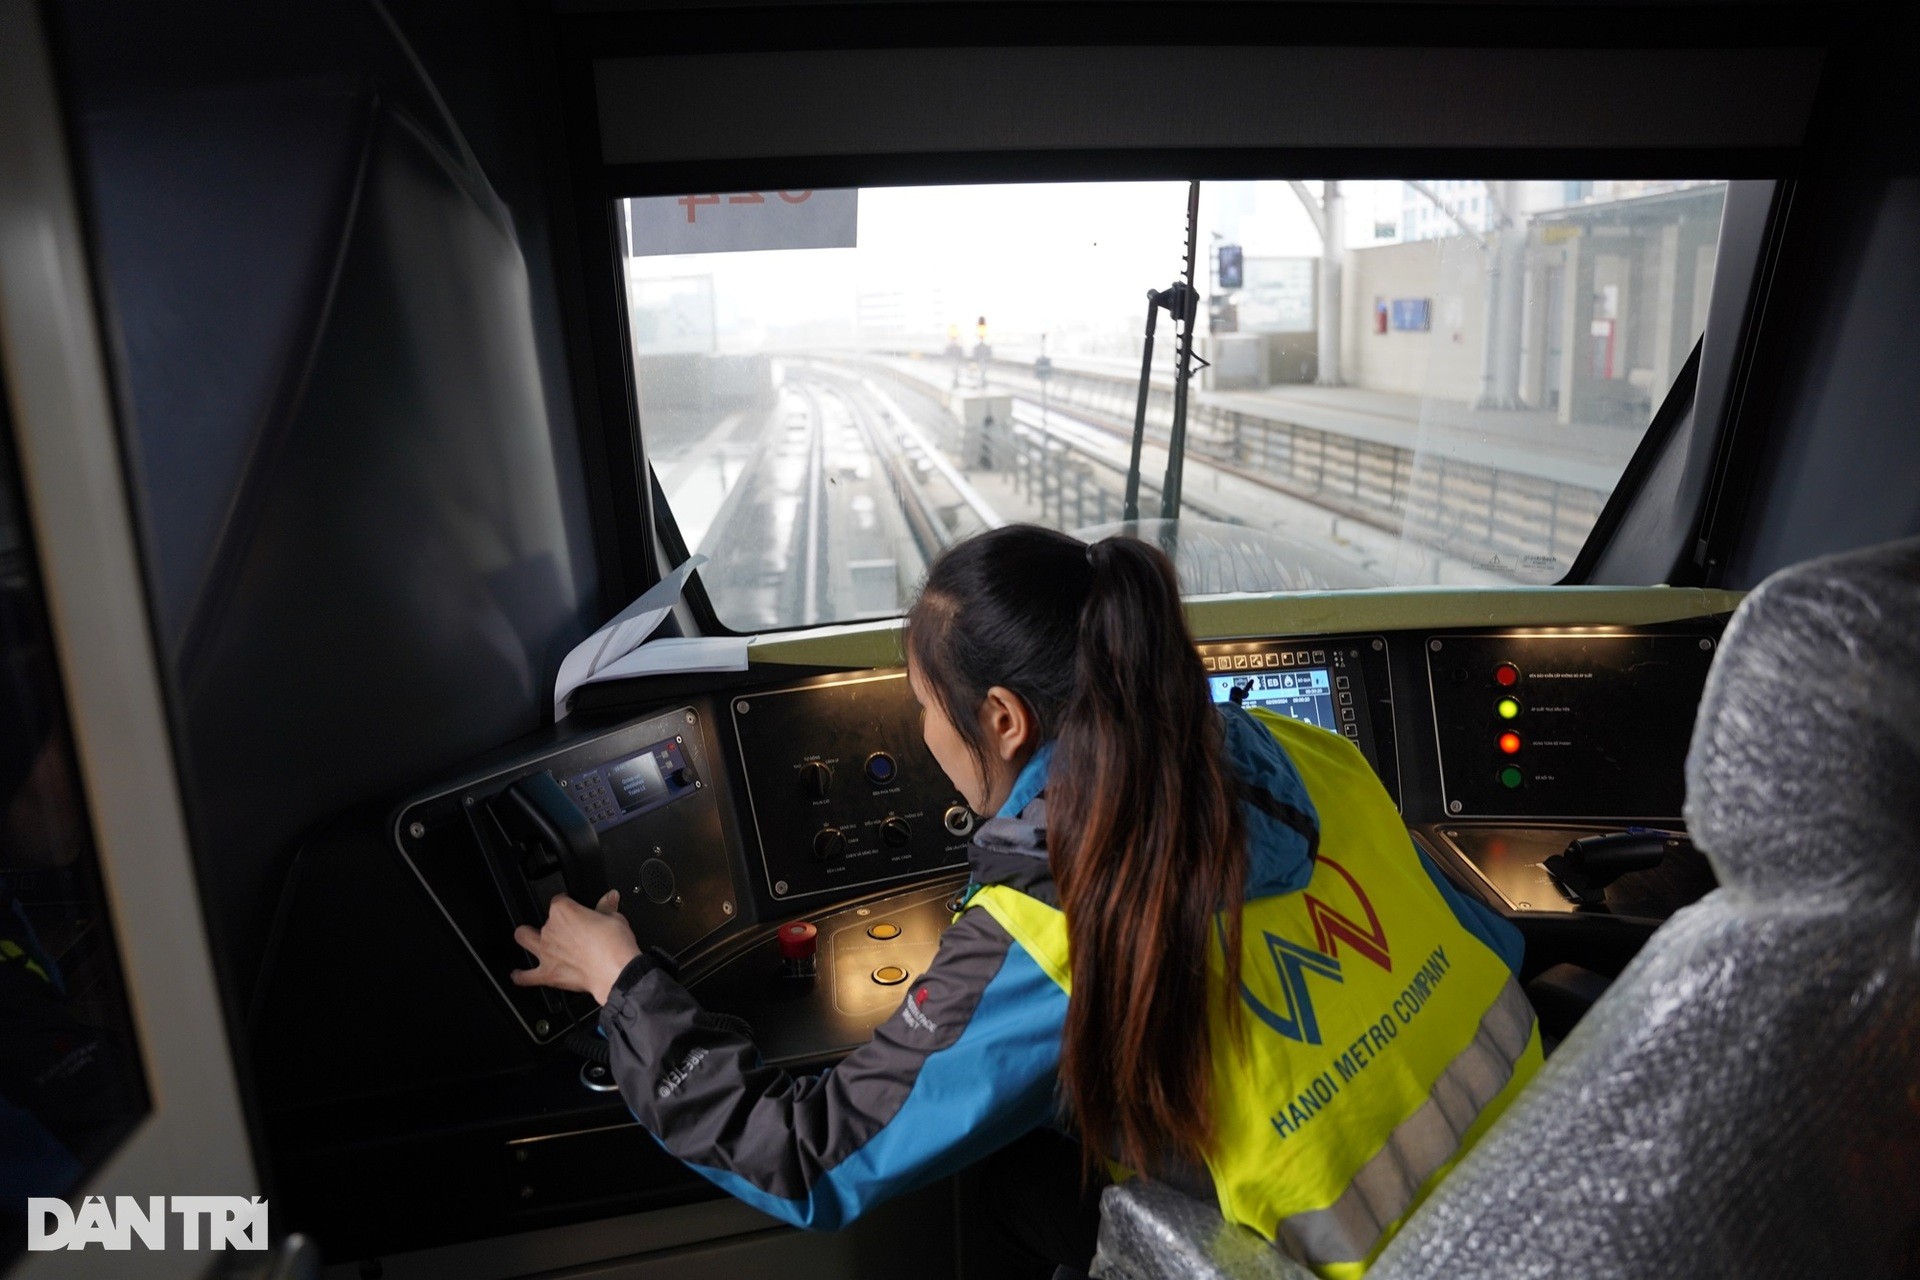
left=1210, top=667, right=1339, bottom=733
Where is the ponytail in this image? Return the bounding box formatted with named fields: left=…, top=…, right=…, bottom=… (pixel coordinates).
left=905, top=526, right=1244, bottom=1179
left=1049, top=537, right=1246, bottom=1178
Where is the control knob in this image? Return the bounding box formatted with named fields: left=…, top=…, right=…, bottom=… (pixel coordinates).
left=812, top=827, right=847, bottom=862
left=880, top=817, right=912, bottom=848
left=799, top=761, right=833, bottom=799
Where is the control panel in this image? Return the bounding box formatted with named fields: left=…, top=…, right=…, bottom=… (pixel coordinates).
left=1198, top=634, right=1400, bottom=807
left=688, top=879, right=962, bottom=1065
left=394, top=705, right=736, bottom=1043
left=1426, top=632, right=1716, bottom=819
left=730, top=672, right=973, bottom=902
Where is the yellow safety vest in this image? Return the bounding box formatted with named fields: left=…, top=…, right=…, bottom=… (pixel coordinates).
left=969, top=709, right=1542, bottom=1278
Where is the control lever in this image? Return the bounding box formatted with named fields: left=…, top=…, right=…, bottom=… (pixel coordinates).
left=1544, top=831, right=1691, bottom=907
left=465, top=773, right=606, bottom=1014
left=496, top=772, right=606, bottom=903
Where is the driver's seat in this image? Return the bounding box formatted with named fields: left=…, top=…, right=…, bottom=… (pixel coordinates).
left=1093, top=535, right=1920, bottom=1279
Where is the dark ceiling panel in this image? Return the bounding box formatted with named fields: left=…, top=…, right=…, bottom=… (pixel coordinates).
left=597, top=45, right=1822, bottom=165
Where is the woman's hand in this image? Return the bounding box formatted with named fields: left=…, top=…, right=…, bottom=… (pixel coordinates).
left=511, top=889, right=642, bottom=1006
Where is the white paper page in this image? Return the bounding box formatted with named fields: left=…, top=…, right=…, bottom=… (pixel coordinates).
left=552, top=555, right=706, bottom=719
left=577, top=635, right=752, bottom=686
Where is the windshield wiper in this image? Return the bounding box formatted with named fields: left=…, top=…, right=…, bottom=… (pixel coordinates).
left=1121, top=180, right=1204, bottom=523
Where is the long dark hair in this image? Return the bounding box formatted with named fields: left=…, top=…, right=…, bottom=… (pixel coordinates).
left=905, top=525, right=1245, bottom=1176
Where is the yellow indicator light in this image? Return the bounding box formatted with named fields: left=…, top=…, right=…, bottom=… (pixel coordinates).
left=1497, top=698, right=1521, bottom=720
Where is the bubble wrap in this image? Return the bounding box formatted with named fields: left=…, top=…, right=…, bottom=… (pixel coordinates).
left=1092, top=1179, right=1316, bottom=1280
left=1095, top=536, right=1920, bottom=1280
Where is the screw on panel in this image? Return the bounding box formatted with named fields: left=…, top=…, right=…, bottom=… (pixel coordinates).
left=736, top=700, right=750, bottom=714
left=722, top=901, right=734, bottom=916
left=775, top=880, right=789, bottom=895
left=407, top=821, right=425, bottom=839
left=686, top=713, right=695, bottom=724
left=1448, top=800, right=1463, bottom=814
left=1700, top=638, right=1714, bottom=650
left=676, top=735, right=684, bottom=743
left=1372, top=638, right=1385, bottom=651
left=534, top=1020, right=550, bottom=1036
left=1429, top=639, right=1443, bottom=652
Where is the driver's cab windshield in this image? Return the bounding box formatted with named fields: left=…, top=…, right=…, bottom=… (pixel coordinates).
left=620, top=180, right=1727, bottom=629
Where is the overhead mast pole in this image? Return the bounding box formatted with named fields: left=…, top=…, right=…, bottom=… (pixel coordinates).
left=1159, top=180, right=1201, bottom=520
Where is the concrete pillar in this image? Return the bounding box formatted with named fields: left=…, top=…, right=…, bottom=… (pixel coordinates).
left=1518, top=246, right=1551, bottom=407
left=1649, top=223, right=1683, bottom=397
left=1476, top=181, right=1530, bottom=410
left=1316, top=181, right=1344, bottom=387
left=1557, top=233, right=1594, bottom=426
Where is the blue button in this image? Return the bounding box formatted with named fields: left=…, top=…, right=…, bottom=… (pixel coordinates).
left=865, top=753, right=898, bottom=785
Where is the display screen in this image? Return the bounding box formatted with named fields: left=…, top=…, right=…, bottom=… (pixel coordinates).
left=606, top=751, right=667, bottom=811
left=1210, top=667, right=1340, bottom=733
left=563, top=736, right=695, bottom=831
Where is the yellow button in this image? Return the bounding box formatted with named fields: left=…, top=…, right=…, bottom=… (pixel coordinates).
left=872, top=965, right=909, bottom=985
left=867, top=922, right=901, bottom=940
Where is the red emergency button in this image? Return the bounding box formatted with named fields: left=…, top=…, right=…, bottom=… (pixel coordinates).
left=1494, top=663, right=1520, bottom=687
left=778, top=921, right=817, bottom=961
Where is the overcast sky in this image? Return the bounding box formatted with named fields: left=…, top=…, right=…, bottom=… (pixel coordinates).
left=624, top=180, right=1411, bottom=346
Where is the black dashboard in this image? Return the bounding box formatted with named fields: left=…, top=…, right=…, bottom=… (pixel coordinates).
left=251, top=612, right=1730, bottom=1258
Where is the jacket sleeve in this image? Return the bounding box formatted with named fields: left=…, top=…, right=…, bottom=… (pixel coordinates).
left=598, top=906, right=1067, bottom=1230
left=1414, top=842, right=1525, bottom=975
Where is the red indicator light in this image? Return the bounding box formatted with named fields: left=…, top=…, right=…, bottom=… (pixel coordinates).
left=1498, top=731, right=1523, bottom=755
left=1494, top=663, right=1519, bottom=687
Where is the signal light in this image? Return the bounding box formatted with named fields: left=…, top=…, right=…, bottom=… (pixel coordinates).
left=1498, top=765, right=1523, bottom=789
left=1498, top=731, right=1522, bottom=755
left=1497, top=698, right=1521, bottom=720
left=1494, top=663, right=1519, bottom=687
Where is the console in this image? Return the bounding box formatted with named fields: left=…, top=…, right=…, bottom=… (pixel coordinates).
left=729, top=672, right=974, bottom=903
left=1199, top=634, right=1400, bottom=806
left=1425, top=632, right=1716, bottom=820
left=393, top=704, right=736, bottom=1044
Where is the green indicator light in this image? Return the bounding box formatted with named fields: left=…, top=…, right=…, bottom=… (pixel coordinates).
left=1498, top=765, right=1524, bottom=789
left=1497, top=698, right=1521, bottom=720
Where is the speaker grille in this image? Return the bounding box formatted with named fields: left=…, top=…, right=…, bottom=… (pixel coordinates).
left=640, top=857, right=675, bottom=905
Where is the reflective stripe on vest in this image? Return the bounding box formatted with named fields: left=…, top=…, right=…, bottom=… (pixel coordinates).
left=968, top=709, right=1542, bottom=1279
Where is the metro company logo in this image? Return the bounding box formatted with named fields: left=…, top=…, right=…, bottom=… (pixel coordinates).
left=26, top=1196, right=268, bottom=1251
left=1238, top=855, right=1394, bottom=1047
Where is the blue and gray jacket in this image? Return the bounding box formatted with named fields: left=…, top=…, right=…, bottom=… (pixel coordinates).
left=598, top=706, right=1520, bottom=1230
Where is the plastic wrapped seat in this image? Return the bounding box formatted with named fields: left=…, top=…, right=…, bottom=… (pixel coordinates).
left=1093, top=536, right=1920, bottom=1280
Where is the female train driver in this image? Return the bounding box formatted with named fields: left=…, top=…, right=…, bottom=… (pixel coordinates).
left=513, top=525, right=1542, bottom=1278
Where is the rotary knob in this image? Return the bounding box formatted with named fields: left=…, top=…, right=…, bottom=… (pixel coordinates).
left=798, top=761, right=833, bottom=799
left=880, top=817, right=912, bottom=848
left=812, top=827, right=847, bottom=862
